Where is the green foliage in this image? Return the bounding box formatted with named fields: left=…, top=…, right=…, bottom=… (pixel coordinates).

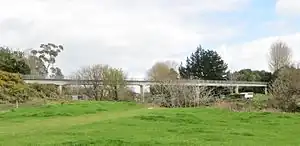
left=230, top=69, right=272, bottom=93
left=8, top=84, right=30, bottom=102
left=251, top=95, right=268, bottom=110
left=256, top=70, right=272, bottom=82
left=179, top=45, right=228, bottom=80
left=231, top=69, right=272, bottom=82
left=0, top=47, right=31, bottom=74
left=0, top=71, right=63, bottom=105
left=50, top=67, right=64, bottom=79
left=232, top=69, right=260, bottom=81
left=1, top=101, right=300, bottom=145
left=228, top=93, right=243, bottom=99
left=269, top=66, right=291, bottom=84
left=28, top=83, right=59, bottom=98
left=0, top=71, right=31, bottom=104
left=177, top=45, right=228, bottom=96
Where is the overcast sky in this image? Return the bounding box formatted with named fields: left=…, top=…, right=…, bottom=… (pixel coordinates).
left=1, top=0, right=300, bottom=79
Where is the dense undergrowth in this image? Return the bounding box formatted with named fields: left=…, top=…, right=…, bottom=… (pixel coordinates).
left=0, top=71, right=61, bottom=105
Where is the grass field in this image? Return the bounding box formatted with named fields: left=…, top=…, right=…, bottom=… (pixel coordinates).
left=1, top=101, right=300, bottom=146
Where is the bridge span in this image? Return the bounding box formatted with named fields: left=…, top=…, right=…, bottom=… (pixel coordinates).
left=21, top=75, right=268, bottom=97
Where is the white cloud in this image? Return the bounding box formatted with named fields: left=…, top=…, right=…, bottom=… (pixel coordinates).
left=219, top=33, right=300, bottom=72
left=0, top=0, right=249, bottom=78
left=276, top=0, right=300, bottom=16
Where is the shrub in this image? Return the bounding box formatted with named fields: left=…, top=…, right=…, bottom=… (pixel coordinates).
left=228, top=93, right=242, bottom=99
left=269, top=67, right=300, bottom=112
left=149, top=81, right=215, bottom=108
left=214, top=100, right=248, bottom=111
left=0, top=71, right=58, bottom=106
left=0, top=71, right=30, bottom=105
left=0, top=47, right=31, bottom=74
left=28, top=83, right=59, bottom=98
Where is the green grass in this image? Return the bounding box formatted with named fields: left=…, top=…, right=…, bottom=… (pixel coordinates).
left=1, top=101, right=300, bottom=146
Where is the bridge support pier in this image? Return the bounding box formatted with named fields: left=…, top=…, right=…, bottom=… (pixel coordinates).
left=140, top=85, right=145, bottom=103
left=235, top=86, right=239, bottom=94
left=264, top=87, right=268, bottom=95
left=58, top=85, right=63, bottom=95
left=195, top=86, right=200, bottom=99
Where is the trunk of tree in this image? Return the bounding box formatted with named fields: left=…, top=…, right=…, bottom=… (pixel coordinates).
left=99, top=87, right=103, bottom=101
left=15, top=99, right=19, bottom=109
left=114, top=85, right=118, bottom=101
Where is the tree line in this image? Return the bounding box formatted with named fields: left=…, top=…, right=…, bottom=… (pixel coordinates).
left=0, top=43, right=136, bottom=103
left=0, top=43, right=64, bottom=79
left=1, top=40, right=299, bottom=112
left=0, top=40, right=292, bottom=93
left=146, top=40, right=300, bottom=112
left=1, top=41, right=289, bottom=84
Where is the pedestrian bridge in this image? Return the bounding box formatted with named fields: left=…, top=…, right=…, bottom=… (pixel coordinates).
left=21, top=75, right=267, bottom=87
left=21, top=75, right=268, bottom=97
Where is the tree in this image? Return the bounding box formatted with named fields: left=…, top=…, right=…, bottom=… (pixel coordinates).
left=231, top=69, right=272, bottom=83
left=50, top=67, right=64, bottom=79
left=232, top=69, right=261, bottom=81
left=254, top=70, right=272, bottom=83
left=147, top=61, right=179, bottom=97
left=25, top=55, right=47, bottom=76
left=0, top=47, right=31, bottom=74
left=268, top=40, right=292, bottom=72
left=31, top=43, right=64, bottom=78
left=147, top=61, right=179, bottom=81
left=230, top=69, right=272, bottom=93
left=72, top=64, right=127, bottom=101
left=179, top=45, right=228, bottom=80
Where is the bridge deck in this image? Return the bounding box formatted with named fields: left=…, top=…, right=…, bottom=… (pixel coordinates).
left=22, top=76, right=268, bottom=87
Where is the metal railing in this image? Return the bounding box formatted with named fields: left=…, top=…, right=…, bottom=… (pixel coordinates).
left=21, top=75, right=268, bottom=85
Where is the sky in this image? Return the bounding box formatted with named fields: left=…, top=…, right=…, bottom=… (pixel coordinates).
left=1, top=0, right=300, bottom=79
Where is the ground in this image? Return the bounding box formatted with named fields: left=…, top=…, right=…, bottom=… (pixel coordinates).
left=1, top=101, right=300, bottom=146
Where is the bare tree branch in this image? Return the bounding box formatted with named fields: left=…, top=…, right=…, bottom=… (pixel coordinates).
left=268, top=40, right=292, bottom=72
left=149, top=80, right=215, bottom=107
left=71, top=64, right=128, bottom=101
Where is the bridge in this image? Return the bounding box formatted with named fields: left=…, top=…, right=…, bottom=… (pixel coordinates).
left=21, top=75, right=268, bottom=98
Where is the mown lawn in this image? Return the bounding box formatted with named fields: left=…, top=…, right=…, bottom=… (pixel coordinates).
left=1, top=101, right=300, bottom=146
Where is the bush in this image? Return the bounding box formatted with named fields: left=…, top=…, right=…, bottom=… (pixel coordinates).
left=0, top=71, right=30, bottom=104
left=0, top=47, right=31, bottom=74
left=269, top=67, right=300, bottom=112
left=214, top=100, right=249, bottom=111
left=149, top=81, right=216, bottom=108
left=214, top=97, right=269, bottom=112
left=0, top=71, right=61, bottom=106
left=228, top=93, right=242, bottom=99
left=28, top=84, right=59, bottom=98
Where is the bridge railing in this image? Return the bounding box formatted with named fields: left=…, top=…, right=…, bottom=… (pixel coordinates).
left=175, top=80, right=266, bottom=85
left=21, top=75, right=76, bottom=80
left=21, top=75, right=267, bottom=85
